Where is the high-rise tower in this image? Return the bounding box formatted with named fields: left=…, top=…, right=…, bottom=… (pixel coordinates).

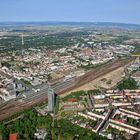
left=47, top=88, right=55, bottom=112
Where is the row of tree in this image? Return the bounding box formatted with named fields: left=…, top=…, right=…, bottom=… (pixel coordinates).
left=0, top=109, right=108, bottom=140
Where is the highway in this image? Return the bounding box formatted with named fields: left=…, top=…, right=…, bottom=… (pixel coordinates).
left=0, top=58, right=134, bottom=121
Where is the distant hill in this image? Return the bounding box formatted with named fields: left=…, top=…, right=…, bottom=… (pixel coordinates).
left=92, top=22, right=140, bottom=29
left=0, top=21, right=140, bottom=30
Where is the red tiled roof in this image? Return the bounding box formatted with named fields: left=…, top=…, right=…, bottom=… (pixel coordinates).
left=67, top=98, right=77, bottom=102
left=116, top=120, right=125, bottom=123
left=9, top=134, right=17, bottom=140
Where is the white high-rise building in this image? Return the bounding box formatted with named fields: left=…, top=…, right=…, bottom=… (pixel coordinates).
left=47, top=88, right=55, bottom=112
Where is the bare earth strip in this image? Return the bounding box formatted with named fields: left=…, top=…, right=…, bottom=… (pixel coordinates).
left=60, top=66, right=124, bottom=97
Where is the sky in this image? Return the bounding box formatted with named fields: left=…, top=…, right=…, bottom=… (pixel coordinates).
left=0, top=0, right=140, bottom=24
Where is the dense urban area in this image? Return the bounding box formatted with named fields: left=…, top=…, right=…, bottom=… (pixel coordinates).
left=0, top=22, right=140, bottom=140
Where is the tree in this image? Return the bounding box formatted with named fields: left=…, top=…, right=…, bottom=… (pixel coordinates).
left=117, top=78, right=137, bottom=90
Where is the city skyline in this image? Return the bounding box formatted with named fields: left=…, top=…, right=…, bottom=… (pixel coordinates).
left=0, top=0, right=140, bottom=24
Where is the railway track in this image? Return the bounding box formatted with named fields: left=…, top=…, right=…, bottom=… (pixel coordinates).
left=0, top=58, right=134, bottom=121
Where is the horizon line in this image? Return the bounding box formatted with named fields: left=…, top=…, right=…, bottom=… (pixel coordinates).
left=0, top=21, right=140, bottom=26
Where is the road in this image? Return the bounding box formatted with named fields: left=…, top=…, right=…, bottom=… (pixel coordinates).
left=97, top=108, right=116, bottom=133
left=0, top=58, right=133, bottom=121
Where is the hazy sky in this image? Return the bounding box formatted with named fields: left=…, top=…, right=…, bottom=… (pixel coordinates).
left=0, top=0, right=140, bottom=24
